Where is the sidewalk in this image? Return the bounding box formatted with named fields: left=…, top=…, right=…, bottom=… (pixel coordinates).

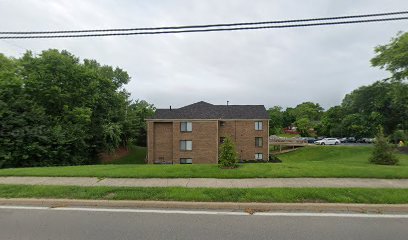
left=1, top=176, right=408, bottom=188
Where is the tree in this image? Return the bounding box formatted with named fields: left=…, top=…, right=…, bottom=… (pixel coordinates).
left=122, top=99, right=156, bottom=147
left=319, top=106, right=345, bottom=137
left=268, top=106, right=284, bottom=135
left=282, top=107, right=296, bottom=128
left=295, top=117, right=313, bottom=137
left=369, top=127, right=398, bottom=165
left=371, top=32, right=408, bottom=81
left=218, top=137, right=238, bottom=168
left=0, top=50, right=155, bottom=168
left=290, top=102, right=323, bottom=136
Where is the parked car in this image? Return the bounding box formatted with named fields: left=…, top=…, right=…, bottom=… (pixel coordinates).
left=356, top=138, right=375, bottom=143
left=339, top=137, right=348, bottom=143
left=347, top=137, right=356, bottom=143
left=301, top=137, right=316, bottom=143
left=362, top=138, right=375, bottom=143
left=314, top=138, right=341, bottom=145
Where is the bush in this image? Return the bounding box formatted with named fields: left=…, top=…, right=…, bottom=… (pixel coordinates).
left=369, top=127, right=399, bottom=165
left=218, top=136, right=238, bottom=168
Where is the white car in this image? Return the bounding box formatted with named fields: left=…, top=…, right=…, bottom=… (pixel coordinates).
left=315, top=138, right=340, bottom=145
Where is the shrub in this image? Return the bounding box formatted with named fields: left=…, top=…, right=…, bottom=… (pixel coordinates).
left=369, top=127, right=399, bottom=165
left=218, top=136, right=238, bottom=168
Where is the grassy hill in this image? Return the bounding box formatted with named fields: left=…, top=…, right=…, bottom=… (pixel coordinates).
left=0, top=146, right=407, bottom=179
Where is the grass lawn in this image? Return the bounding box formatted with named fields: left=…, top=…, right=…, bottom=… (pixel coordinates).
left=0, top=184, right=407, bottom=204
left=0, top=146, right=407, bottom=179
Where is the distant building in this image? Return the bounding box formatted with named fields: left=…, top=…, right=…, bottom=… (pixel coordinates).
left=146, top=101, right=269, bottom=164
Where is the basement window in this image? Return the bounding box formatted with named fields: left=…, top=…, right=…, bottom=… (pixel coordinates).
left=220, top=137, right=226, bottom=143
left=180, top=158, right=193, bottom=164
left=255, top=153, right=263, bottom=160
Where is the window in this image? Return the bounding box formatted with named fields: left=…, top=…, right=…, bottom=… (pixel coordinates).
left=255, top=137, right=263, bottom=147
left=180, top=158, right=192, bottom=164
left=220, top=137, right=226, bottom=143
left=255, top=153, right=263, bottom=160
left=255, top=121, right=263, bottom=130
left=180, top=140, right=192, bottom=151
left=220, top=121, right=225, bottom=127
left=180, top=122, right=192, bottom=132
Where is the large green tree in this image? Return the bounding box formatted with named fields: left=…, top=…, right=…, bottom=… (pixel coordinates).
left=267, top=106, right=284, bottom=135
left=371, top=32, right=408, bottom=81
left=0, top=50, right=153, bottom=168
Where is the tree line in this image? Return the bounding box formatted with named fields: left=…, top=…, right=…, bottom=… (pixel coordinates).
left=0, top=50, right=154, bottom=168
left=268, top=32, right=408, bottom=142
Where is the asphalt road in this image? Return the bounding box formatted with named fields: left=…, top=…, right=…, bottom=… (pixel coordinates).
left=1, top=206, right=408, bottom=240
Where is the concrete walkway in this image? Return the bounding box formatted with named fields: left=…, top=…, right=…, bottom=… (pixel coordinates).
left=1, top=176, right=408, bottom=188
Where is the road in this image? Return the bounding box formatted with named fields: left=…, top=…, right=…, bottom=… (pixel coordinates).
left=1, top=206, right=408, bottom=240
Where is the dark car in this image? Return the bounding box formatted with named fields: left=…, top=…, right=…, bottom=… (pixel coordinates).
left=347, top=137, right=356, bottom=143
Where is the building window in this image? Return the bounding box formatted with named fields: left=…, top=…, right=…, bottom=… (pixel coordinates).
left=180, top=158, right=192, bottom=164
left=255, top=121, right=263, bottom=130
left=180, top=122, right=192, bottom=132
left=180, top=140, right=192, bottom=151
left=220, top=121, right=225, bottom=127
left=220, top=137, right=226, bottom=143
left=255, top=153, right=263, bottom=160
left=255, top=137, right=263, bottom=147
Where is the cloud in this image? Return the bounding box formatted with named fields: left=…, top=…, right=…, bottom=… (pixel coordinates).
left=0, top=0, right=406, bottom=110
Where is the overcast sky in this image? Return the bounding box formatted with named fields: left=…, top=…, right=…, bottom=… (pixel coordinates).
left=0, top=0, right=407, bottom=110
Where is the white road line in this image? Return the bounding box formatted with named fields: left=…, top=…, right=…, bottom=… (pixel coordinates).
left=0, top=205, right=49, bottom=210
left=54, top=207, right=249, bottom=216
left=1, top=205, right=408, bottom=218
left=254, top=212, right=408, bottom=218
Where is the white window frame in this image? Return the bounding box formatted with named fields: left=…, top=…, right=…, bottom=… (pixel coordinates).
left=180, top=122, right=192, bottom=132
left=180, top=140, right=193, bottom=151
left=180, top=158, right=193, bottom=164
left=255, top=153, right=263, bottom=160
left=255, top=121, right=263, bottom=130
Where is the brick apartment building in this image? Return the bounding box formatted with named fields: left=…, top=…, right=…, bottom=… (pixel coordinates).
left=146, top=101, right=269, bottom=164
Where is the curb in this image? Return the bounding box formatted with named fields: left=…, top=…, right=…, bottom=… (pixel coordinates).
left=1, top=198, right=408, bottom=213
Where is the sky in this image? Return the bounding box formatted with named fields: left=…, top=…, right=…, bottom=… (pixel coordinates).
left=0, top=0, right=407, bottom=110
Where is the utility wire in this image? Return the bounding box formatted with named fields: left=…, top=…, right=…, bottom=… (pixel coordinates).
left=1, top=11, right=407, bottom=35
left=1, top=16, right=407, bottom=39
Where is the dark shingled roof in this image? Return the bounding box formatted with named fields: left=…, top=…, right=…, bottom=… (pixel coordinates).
left=150, top=101, right=269, bottom=120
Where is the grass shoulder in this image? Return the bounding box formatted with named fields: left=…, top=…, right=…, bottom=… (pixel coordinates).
left=0, top=184, right=407, bottom=204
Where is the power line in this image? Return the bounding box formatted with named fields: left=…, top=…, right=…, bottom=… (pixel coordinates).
left=1, top=16, right=407, bottom=39
left=1, top=11, right=407, bottom=35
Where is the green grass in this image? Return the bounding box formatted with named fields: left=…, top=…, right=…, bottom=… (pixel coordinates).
left=105, top=146, right=146, bottom=164
left=0, top=146, right=407, bottom=179
left=0, top=184, right=407, bottom=204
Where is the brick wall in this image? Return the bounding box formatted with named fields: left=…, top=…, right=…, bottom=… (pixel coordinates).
left=148, top=122, right=173, bottom=163
left=218, top=120, right=269, bottom=161
left=147, top=119, right=269, bottom=164
left=172, top=120, right=218, bottom=164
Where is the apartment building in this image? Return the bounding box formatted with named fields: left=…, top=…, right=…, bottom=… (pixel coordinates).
left=146, top=101, right=269, bottom=164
